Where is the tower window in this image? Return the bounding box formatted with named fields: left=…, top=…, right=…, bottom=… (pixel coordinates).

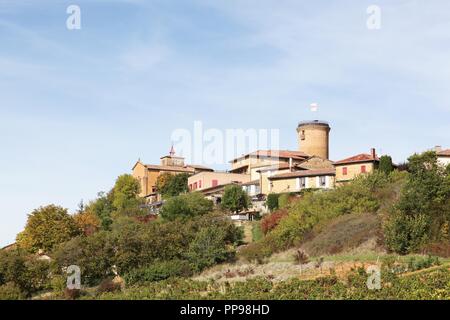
left=300, top=130, right=305, bottom=140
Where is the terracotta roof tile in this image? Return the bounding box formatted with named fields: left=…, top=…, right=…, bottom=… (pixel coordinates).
left=334, top=153, right=379, bottom=165
left=230, top=150, right=309, bottom=162
left=437, top=149, right=450, bottom=156
left=144, top=164, right=195, bottom=173
left=186, top=164, right=214, bottom=171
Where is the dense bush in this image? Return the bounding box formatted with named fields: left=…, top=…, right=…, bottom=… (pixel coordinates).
left=0, top=249, right=51, bottom=297
left=384, top=211, right=429, bottom=254
left=53, top=231, right=115, bottom=286
left=187, top=226, right=235, bottom=271
left=278, top=193, right=291, bottom=209
left=0, top=282, right=24, bottom=300
left=124, top=260, right=192, bottom=285
left=239, top=241, right=273, bottom=264
left=53, top=212, right=243, bottom=288
left=266, top=194, right=280, bottom=212
left=160, top=192, right=213, bottom=221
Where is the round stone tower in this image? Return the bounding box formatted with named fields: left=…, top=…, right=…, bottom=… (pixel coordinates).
left=296, top=120, right=330, bottom=159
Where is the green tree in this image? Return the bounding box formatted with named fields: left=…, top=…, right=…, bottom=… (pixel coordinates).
left=16, top=205, right=80, bottom=253
left=0, top=250, right=51, bottom=297
left=378, top=155, right=394, bottom=175
left=398, top=151, right=447, bottom=215
left=53, top=231, right=115, bottom=286
left=111, top=174, right=142, bottom=211
left=87, top=192, right=114, bottom=230
left=167, top=173, right=189, bottom=197
left=278, top=193, right=291, bottom=209
left=157, top=173, right=189, bottom=198
left=221, top=185, right=250, bottom=213
left=160, top=192, right=213, bottom=221
left=384, top=211, right=429, bottom=254
left=266, top=193, right=280, bottom=212
left=156, top=172, right=174, bottom=196
left=186, top=226, right=232, bottom=271
left=385, top=151, right=450, bottom=254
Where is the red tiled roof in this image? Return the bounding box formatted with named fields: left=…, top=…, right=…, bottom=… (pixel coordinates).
left=230, top=150, right=309, bottom=162
left=144, top=164, right=195, bottom=173
left=269, top=168, right=336, bottom=180
left=186, top=164, right=214, bottom=171
left=134, top=161, right=213, bottom=173
left=437, top=149, right=450, bottom=156
left=334, top=153, right=379, bottom=165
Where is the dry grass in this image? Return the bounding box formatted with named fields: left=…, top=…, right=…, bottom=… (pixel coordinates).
left=300, top=213, right=384, bottom=257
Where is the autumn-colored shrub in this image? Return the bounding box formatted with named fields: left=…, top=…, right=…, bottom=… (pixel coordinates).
left=260, top=210, right=288, bottom=235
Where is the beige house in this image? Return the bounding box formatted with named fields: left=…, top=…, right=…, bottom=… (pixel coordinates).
left=132, top=147, right=213, bottom=202
left=188, top=171, right=250, bottom=192
left=435, top=146, right=450, bottom=167
left=334, top=148, right=379, bottom=185
left=229, top=150, right=309, bottom=174
left=268, top=168, right=336, bottom=193
left=256, top=156, right=334, bottom=195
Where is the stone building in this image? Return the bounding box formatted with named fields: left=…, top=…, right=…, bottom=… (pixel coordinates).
left=333, top=148, right=379, bottom=185
left=132, top=146, right=213, bottom=202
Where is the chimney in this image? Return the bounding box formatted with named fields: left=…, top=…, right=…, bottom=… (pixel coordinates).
left=370, top=148, right=376, bottom=159
left=434, top=146, right=442, bottom=152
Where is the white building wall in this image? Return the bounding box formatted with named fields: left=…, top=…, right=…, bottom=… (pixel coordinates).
left=438, top=157, right=450, bottom=167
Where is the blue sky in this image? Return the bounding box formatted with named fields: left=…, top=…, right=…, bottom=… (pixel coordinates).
left=1, top=0, right=449, bottom=247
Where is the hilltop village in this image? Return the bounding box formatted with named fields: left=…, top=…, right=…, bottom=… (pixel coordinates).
left=132, top=120, right=450, bottom=218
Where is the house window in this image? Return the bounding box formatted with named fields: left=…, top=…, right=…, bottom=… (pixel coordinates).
left=299, top=177, right=306, bottom=188
left=212, top=179, right=218, bottom=187
left=193, top=182, right=198, bottom=190
left=361, top=165, right=366, bottom=173
left=319, top=176, right=326, bottom=187
left=198, top=180, right=202, bottom=188
left=342, top=167, right=348, bottom=175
